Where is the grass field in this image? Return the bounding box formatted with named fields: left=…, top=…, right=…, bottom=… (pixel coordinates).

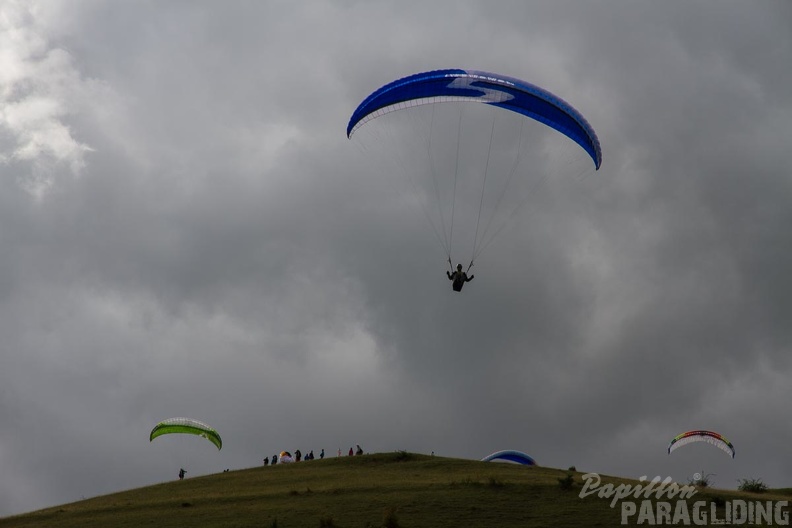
left=1, top=452, right=789, bottom=527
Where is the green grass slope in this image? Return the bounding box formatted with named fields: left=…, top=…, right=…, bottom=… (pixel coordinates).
left=1, top=452, right=789, bottom=527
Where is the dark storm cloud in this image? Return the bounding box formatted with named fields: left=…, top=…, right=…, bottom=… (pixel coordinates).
left=0, top=0, right=790, bottom=517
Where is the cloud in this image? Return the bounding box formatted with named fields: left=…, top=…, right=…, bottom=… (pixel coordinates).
left=0, top=0, right=791, bottom=518
left=0, top=0, right=98, bottom=196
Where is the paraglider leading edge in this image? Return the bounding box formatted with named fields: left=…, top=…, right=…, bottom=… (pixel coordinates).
left=346, top=68, right=602, bottom=170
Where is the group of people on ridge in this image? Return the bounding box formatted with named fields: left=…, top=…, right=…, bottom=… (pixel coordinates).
left=264, top=448, right=324, bottom=466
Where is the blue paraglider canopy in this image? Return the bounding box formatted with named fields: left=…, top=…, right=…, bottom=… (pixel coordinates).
left=347, top=69, right=601, bottom=170
left=347, top=68, right=603, bottom=268
left=481, top=450, right=537, bottom=465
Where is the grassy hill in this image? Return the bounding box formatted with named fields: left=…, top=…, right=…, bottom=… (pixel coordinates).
left=1, top=452, right=790, bottom=527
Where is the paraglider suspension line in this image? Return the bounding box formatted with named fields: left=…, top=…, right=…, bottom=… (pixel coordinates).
left=427, top=104, right=452, bottom=259
left=447, top=110, right=463, bottom=262
left=470, top=118, right=496, bottom=265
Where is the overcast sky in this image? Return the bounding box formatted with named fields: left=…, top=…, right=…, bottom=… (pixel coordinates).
left=1, top=0, right=791, bottom=517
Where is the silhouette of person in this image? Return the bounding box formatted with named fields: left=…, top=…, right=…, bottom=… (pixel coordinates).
left=447, top=263, right=474, bottom=292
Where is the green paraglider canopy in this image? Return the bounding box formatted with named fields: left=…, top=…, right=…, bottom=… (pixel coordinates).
left=149, top=417, right=222, bottom=450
